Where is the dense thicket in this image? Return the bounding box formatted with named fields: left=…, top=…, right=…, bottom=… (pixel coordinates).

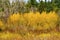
left=0, top=0, right=60, bottom=13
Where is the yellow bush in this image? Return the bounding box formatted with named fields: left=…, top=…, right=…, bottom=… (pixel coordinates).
left=7, top=11, right=58, bottom=32
left=0, top=20, right=5, bottom=30
left=0, top=21, right=4, bottom=27
left=8, top=13, right=20, bottom=23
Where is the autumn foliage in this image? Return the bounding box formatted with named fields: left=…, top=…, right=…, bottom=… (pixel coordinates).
left=1, top=11, right=57, bottom=33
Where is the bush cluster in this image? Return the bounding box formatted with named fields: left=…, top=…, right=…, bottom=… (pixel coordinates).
left=0, top=11, right=58, bottom=33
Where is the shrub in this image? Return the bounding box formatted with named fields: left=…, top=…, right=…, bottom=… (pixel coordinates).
left=7, top=11, right=58, bottom=33
left=0, top=20, right=5, bottom=31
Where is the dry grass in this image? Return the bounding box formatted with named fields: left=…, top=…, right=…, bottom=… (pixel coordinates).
left=0, top=32, right=60, bottom=40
